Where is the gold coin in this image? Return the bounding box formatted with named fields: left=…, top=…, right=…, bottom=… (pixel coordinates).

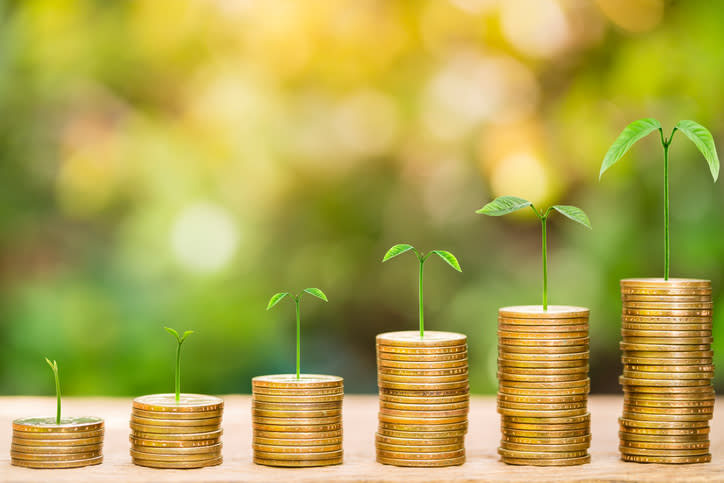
left=622, top=370, right=713, bottom=381
left=379, top=393, right=469, bottom=405
left=377, top=351, right=468, bottom=362
left=131, top=429, right=222, bottom=441
left=131, top=409, right=224, bottom=420
left=623, top=308, right=712, bottom=317
left=129, top=422, right=221, bottom=434
left=378, top=366, right=469, bottom=376
left=618, top=425, right=709, bottom=436
left=252, top=374, right=344, bottom=389
left=622, top=411, right=712, bottom=423
left=502, top=435, right=590, bottom=445
left=375, top=434, right=462, bottom=446
left=502, top=413, right=590, bottom=425
left=253, top=443, right=341, bottom=453
left=11, top=443, right=102, bottom=455
left=498, top=378, right=590, bottom=389
left=253, top=456, right=342, bottom=467
left=624, top=364, right=714, bottom=373
left=254, top=449, right=343, bottom=461
left=499, top=305, right=589, bottom=319
left=376, top=428, right=466, bottom=439
left=621, top=278, right=710, bottom=288
left=498, top=370, right=587, bottom=381
left=497, top=400, right=586, bottom=411
left=132, top=455, right=222, bottom=469
left=622, top=322, right=712, bottom=331
left=498, top=385, right=589, bottom=397
left=497, top=358, right=587, bottom=369
left=499, top=343, right=589, bottom=354
left=10, top=428, right=104, bottom=440
left=499, top=441, right=589, bottom=452
left=376, top=448, right=465, bottom=460
left=11, top=449, right=102, bottom=461
left=379, top=386, right=470, bottom=397
left=622, top=336, right=713, bottom=345
left=252, top=408, right=342, bottom=418
left=497, top=351, right=589, bottom=362
left=376, top=331, right=467, bottom=347
left=497, top=447, right=587, bottom=459
left=252, top=416, right=341, bottom=426
left=501, top=423, right=590, bottom=433
left=499, top=336, right=589, bottom=347
left=132, top=394, right=223, bottom=413
left=622, top=315, right=712, bottom=324
left=376, top=455, right=464, bottom=467
left=620, top=342, right=711, bottom=352
left=620, top=439, right=710, bottom=450
left=498, top=330, right=588, bottom=340
left=622, top=350, right=713, bottom=359
left=621, top=294, right=712, bottom=302
left=378, top=421, right=467, bottom=432
left=623, top=398, right=714, bottom=408
left=623, top=301, right=712, bottom=310
left=375, top=442, right=464, bottom=453
left=622, top=329, right=711, bottom=338
left=618, top=446, right=710, bottom=457
left=622, top=357, right=712, bottom=366
left=620, top=453, right=711, bottom=464
left=622, top=404, right=713, bottom=416
left=252, top=401, right=341, bottom=411
left=619, top=432, right=709, bottom=442
left=498, top=393, right=587, bottom=404
left=253, top=436, right=342, bottom=446
left=622, top=386, right=714, bottom=396
left=376, top=345, right=466, bottom=356
left=131, top=415, right=223, bottom=427
left=501, top=428, right=589, bottom=438
left=498, top=366, right=589, bottom=377
left=619, top=376, right=711, bottom=387
left=13, top=417, right=104, bottom=433
left=500, top=455, right=590, bottom=466
left=253, top=429, right=342, bottom=440
left=377, top=358, right=468, bottom=369
left=378, top=413, right=467, bottom=425
left=130, top=442, right=222, bottom=455
left=253, top=423, right=342, bottom=433
left=378, top=373, right=468, bottom=383
left=497, top=324, right=589, bottom=333
left=378, top=380, right=469, bottom=391
left=380, top=407, right=468, bottom=417
left=130, top=448, right=222, bottom=461
left=12, top=435, right=103, bottom=447
left=498, top=317, right=590, bottom=327
left=252, top=387, right=344, bottom=396
left=11, top=455, right=103, bottom=469
left=130, top=436, right=220, bottom=448
left=252, top=393, right=343, bottom=403
left=380, top=400, right=469, bottom=411
left=619, top=417, right=710, bottom=429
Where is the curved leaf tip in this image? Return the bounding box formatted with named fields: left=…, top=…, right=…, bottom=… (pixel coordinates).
left=476, top=196, right=532, bottom=216
left=675, top=120, right=720, bottom=182
left=600, top=118, right=661, bottom=180
left=431, top=250, right=462, bottom=272
left=551, top=205, right=592, bottom=229
left=303, top=287, right=328, bottom=302
left=164, top=327, right=180, bottom=339
left=266, top=292, right=289, bottom=310
left=382, top=244, right=416, bottom=262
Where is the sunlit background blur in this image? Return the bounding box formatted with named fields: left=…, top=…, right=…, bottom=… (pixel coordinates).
left=1, top=0, right=724, bottom=397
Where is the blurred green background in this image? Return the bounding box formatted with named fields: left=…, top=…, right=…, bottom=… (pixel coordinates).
left=1, top=0, right=723, bottom=397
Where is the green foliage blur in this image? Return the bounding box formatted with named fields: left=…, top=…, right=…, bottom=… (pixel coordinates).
left=1, top=0, right=723, bottom=396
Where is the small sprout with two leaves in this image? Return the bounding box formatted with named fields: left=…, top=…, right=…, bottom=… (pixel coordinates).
left=267, top=288, right=328, bottom=380
left=600, top=118, right=720, bottom=280
left=476, top=196, right=591, bottom=310
left=165, top=327, right=194, bottom=402
left=45, top=357, right=61, bottom=425
left=382, top=244, right=462, bottom=339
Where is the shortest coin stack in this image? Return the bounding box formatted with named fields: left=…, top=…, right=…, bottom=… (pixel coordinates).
left=619, top=278, right=714, bottom=464
left=252, top=374, right=344, bottom=467
left=11, top=417, right=104, bottom=469
left=497, top=306, right=592, bottom=467
left=130, top=394, right=224, bottom=469
left=376, top=331, right=469, bottom=467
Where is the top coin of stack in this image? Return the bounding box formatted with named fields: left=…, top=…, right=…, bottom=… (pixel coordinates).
left=11, top=417, right=104, bottom=469
left=376, top=331, right=469, bottom=467
left=130, top=394, right=224, bottom=469
left=252, top=374, right=344, bottom=467
left=497, top=306, right=591, bottom=467
left=619, top=278, right=715, bottom=464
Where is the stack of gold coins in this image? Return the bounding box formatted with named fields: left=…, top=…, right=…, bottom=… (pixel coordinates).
left=129, top=394, right=224, bottom=468
left=619, top=278, right=714, bottom=464
left=11, top=417, right=104, bottom=469
left=376, top=331, right=469, bottom=467
left=251, top=374, right=344, bottom=467
left=497, top=306, right=591, bottom=466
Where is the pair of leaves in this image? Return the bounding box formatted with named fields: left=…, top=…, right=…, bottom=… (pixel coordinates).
left=476, top=196, right=592, bottom=229
left=266, top=288, right=328, bottom=310
left=165, top=327, right=194, bottom=343
left=600, top=118, right=720, bottom=181
left=382, top=244, right=462, bottom=272
left=45, top=357, right=58, bottom=373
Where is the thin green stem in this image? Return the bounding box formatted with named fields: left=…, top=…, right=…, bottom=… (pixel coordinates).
left=418, top=256, right=425, bottom=339
left=541, top=216, right=548, bottom=310
left=296, top=296, right=301, bottom=379
left=175, top=341, right=182, bottom=401
left=663, top=141, right=670, bottom=280
left=53, top=365, right=61, bottom=424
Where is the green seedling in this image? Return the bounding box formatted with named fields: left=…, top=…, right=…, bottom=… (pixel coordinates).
left=44, top=357, right=61, bottom=424
left=165, top=327, right=194, bottom=402
left=267, top=288, right=328, bottom=380
left=477, top=197, right=591, bottom=310
left=600, top=118, right=719, bottom=280
left=382, top=244, right=462, bottom=339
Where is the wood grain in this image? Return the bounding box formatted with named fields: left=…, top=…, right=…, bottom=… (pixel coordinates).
left=0, top=395, right=722, bottom=482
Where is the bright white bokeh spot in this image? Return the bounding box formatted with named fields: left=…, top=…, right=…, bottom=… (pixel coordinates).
left=501, top=0, right=570, bottom=58
left=171, top=202, right=239, bottom=273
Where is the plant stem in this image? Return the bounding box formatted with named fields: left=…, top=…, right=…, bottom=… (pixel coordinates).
left=541, top=216, right=548, bottom=311
left=418, top=256, right=425, bottom=339
left=296, top=296, right=301, bottom=379
left=664, top=141, right=670, bottom=280
left=53, top=365, right=61, bottom=424
left=175, top=341, right=182, bottom=402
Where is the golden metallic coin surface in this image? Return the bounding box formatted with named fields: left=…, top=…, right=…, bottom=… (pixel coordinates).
left=379, top=393, right=469, bottom=404
left=254, top=449, right=343, bottom=460
left=621, top=357, right=712, bottom=366
left=498, top=306, right=589, bottom=319
left=497, top=400, right=586, bottom=411
left=498, top=358, right=588, bottom=369
left=620, top=453, right=711, bottom=464
left=497, top=351, right=589, bottom=362
left=497, top=447, right=588, bottom=459
left=131, top=409, right=224, bottom=420
left=501, top=428, right=589, bottom=438
left=252, top=393, right=344, bottom=403
left=622, top=370, right=713, bottom=380
left=618, top=446, right=710, bottom=457
left=379, top=408, right=469, bottom=418
left=252, top=401, right=341, bottom=410
left=132, top=456, right=222, bottom=468
left=131, top=429, right=222, bottom=441
left=254, top=456, right=342, bottom=467
left=375, top=434, right=461, bottom=446
left=131, top=415, right=223, bottom=427
left=253, top=423, right=342, bottom=433
left=499, top=378, right=590, bottom=389
left=129, top=422, right=221, bottom=434
left=252, top=374, right=343, bottom=389
left=503, top=413, right=590, bottom=425
left=500, top=455, right=590, bottom=466
left=11, top=449, right=102, bottom=461
left=497, top=372, right=587, bottom=382
left=13, top=417, right=104, bottom=433
left=11, top=455, right=103, bottom=469
left=498, top=393, right=588, bottom=404
left=622, top=404, right=713, bottom=415
left=499, top=441, right=590, bottom=452
left=375, top=442, right=464, bottom=453
left=130, top=436, right=220, bottom=448
left=621, top=278, right=711, bottom=288
left=497, top=324, right=589, bottom=333
left=252, top=416, right=341, bottom=426
left=378, top=413, right=467, bottom=425
left=12, top=435, right=103, bottom=447
left=620, top=440, right=710, bottom=450
left=253, top=436, right=342, bottom=446
left=500, top=344, right=589, bottom=354
left=619, top=418, right=709, bottom=429
left=376, top=331, right=466, bottom=347
left=253, top=429, right=342, bottom=440
left=378, top=380, right=469, bottom=391
left=619, top=376, right=711, bottom=387
left=498, top=337, right=590, bottom=347
left=498, top=331, right=588, bottom=340
left=498, top=385, right=589, bottom=397
left=130, top=443, right=222, bottom=455
left=376, top=427, right=466, bottom=439
left=380, top=400, right=469, bottom=411
left=498, top=317, right=590, bottom=326
left=378, top=366, right=468, bottom=376
left=252, top=443, right=341, bottom=453
left=132, top=394, right=223, bottom=413
left=10, top=443, right=103, bottom=455
left=376, top=455, right=465, bottom=467
left=376, top=448, right=465, bottom=460
left=378, top=373, right=469, bottom=384
left=130, top=448, right=222, bottom=461
left=501, top=435, right=590, bottom=445
left=623, top=398, right=714, bottom=408
left=619, top=432, right=709, bottom=442
left=623, top=301, right=712, bottom=309
left=377, top=351, right=468, bottom=362
left=252, top=409, right=342, bottom=418
left=378, top=421, right=467, bottom=432
left=377, top=358, right=468, bottom=369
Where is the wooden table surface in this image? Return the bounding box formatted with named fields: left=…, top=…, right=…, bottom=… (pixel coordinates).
left=0, top=395, right=722, bottom=483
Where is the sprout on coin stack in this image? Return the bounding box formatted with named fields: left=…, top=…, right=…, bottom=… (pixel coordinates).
left=477, top=197, right=593, bottom=466
left=376, top=244, right=468, bottom=468
left=129, top=328, right=224, bottom=469
left=252, top=288, right=344, bottom=468
left=601, top=118, right=719, bottom=464
left=11, top=358, right=104, bottom=469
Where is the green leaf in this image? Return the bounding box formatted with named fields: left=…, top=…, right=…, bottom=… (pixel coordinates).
left=475, top=196, right=532, bottom=216
left=303, top=288, right=328, bottom=302
left=430, top=250, right=462, bottom=272
left=675, top=120, right=720, bottom=181
left=266, top=292, right=289, bottom=310
left=164, top=327, right=180, bottom=341
left=45, top=357, right=56, bottom=371
left=180, top=330, right=194, bottom=342
left=382, top=244, right=416, bottom=262
left=600, top=118, right=662, bottom=179
left=551, top=205, right=592, bottom=229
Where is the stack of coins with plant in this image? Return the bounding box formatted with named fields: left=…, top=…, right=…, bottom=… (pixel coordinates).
left=376, top=245, right=468, bottom=467
left=130, top=328, right=224, bottom=469
left=601, top=119, right=719, bottom=464
left=478, top=198, right=593, bottom=466
left=253, top=289, right=344, bottom=467
left=11, top=358, right=104, bottom=469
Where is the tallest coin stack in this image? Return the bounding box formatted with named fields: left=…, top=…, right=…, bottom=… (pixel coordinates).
left=619, top=278, right=715, bottom=464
